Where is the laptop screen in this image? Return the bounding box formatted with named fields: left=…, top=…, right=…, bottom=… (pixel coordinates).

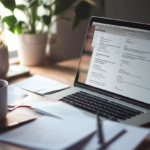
left=77, top=17, right=150, bottom=104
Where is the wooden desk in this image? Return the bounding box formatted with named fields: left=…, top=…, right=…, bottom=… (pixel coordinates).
left=0, top=58, right=150, bottom=150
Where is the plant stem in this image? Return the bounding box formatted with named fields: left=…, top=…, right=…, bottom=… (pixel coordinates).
left=0, top=27, right=4, bottom=46
left=0, top=28, right=4, bottom=35
left=26, top=9, right=32, bottom=32
left=30, top=6, right=37, bottom=33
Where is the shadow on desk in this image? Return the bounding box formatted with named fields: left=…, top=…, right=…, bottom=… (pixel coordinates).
left=66, top=132, right=96, bottom=150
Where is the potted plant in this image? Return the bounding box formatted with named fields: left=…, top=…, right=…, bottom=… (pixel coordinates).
left=0, top=16, right=9, bottom=77
left=1, top=0, right=97, bottom=66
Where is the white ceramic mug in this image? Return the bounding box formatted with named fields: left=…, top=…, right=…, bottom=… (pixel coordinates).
left=0, top=79, right=8, bottom=122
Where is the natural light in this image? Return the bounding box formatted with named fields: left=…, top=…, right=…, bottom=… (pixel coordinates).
left=3, top=0, right=52, bottom=53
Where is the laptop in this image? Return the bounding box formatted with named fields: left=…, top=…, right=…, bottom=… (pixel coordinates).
left=48, top=16, right=150, bottom=126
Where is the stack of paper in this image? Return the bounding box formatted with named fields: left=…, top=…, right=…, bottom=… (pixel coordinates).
left=13, top=75, right=70, bottom=95
left=0, top=116, right=97, bottom=150
left=1, top=101, right=149, bottom=150
left=0, top=113, right=149, bottom=150
left=23, top=101, right=150, bottom=150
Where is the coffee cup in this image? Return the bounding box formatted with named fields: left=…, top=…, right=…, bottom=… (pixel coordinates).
left=0, top=79, right=8, bottom=122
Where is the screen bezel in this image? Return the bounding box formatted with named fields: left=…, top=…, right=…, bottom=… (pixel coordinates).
left=74, top=16, right=150, bottom=109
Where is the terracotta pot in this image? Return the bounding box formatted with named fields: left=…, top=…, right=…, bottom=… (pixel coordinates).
left=0, top=46, right=9, bottom=77
left=17, top=33, right=47, bottom=66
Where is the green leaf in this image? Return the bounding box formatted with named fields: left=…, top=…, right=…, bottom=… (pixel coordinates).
left=42, top=15, right=51, bottom=26
left=2, top=15, right=17, bottom=33
left=72, top=16, right=80, bottom=30
left=28, top=0, right=38, bottom=8
left=39, top=0, right=48, bottom=6
left=2, top=15, right=17, bottom=27
left=43, top=4, right=50, bottom=9
left=74, top=1, right=92, bottom=20
left=23, top=0, right=31, bottom=2
left=16, top=26, right=21, bottom=34
left=15, top=21, right=27, bottom=34
left=16, top=4, right=27, bottom=11
left=85, top=0, right=97, bottom=6
left=36, top=15, right=41, bottom=21
left=0, top=16, right=2, bottom=27
left=8, top=21, right=27, bottom=34
left=0, top=0, right=16, bottom=12
left=9, top=23, right=17, bottom=33
left=4, top=22, right=17, bottom=33
left=28, top=0, right=48, bottom=8
left=54, top=0, right=76, bottom=15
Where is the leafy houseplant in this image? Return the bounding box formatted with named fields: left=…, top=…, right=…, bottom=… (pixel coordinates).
left=0, top=16, right=9, bottom=77
left=0, top=0, right=97, bottom=66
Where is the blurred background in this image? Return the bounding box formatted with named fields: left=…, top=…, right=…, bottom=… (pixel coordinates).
left=50, top=0, right=150, bottom=62
left=1, top=0, right=150, bottom=64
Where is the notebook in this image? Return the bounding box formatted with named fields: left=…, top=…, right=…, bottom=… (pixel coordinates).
left=47, top=16, right=150, bottom=126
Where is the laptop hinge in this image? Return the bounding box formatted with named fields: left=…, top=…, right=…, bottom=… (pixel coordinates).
left=74, top=82, right=150, bottom=110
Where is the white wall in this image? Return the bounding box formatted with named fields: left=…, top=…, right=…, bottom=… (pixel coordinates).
left=105, top=0, right=150, bottom=23
left=50, top=0, right=150, bottom=62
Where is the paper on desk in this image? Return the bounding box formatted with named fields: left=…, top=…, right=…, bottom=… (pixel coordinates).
left=0, top=116, right=98, bottom=150
left=8, top=85, right=28, bottom=106
left=26, top=102, right=150, bottom=150
left=13, top=75, right=70, bottom=95
left=80, top=120, right=150, bottom=150
left=26, top=101, right=88, bottom=122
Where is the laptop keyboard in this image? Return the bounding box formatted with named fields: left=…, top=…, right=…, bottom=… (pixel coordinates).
left=60, top=91, right=143, bottom=122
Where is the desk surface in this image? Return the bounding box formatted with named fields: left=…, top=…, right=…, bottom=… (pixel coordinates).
left=0, top=58, right=150, bottom=150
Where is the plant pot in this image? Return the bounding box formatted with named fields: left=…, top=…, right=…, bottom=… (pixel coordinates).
left=17, top=33, right=47, bottom=66
left=0, top=46, right=9, bottom=77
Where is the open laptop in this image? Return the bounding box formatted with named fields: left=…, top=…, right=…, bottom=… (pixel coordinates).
left=48, top=16, right=150, bottom=126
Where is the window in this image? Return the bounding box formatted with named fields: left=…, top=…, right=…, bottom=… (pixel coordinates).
left=1, top=0, right=56, bottom=63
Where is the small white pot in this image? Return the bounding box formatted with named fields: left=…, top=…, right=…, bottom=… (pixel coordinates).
left=0, top=46, right=9, bottom=77
left=17, top=33, right=47, bottom=66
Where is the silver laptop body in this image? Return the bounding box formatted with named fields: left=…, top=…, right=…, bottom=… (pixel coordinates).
left=47, top=17, right=150, bottom=126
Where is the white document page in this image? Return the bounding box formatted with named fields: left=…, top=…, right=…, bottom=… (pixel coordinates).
left=0, top=116, right=97, bottom=150
left=13, top=75, right=70, bottom=95
left=8, top=85, right=28, bottom=106
left=25, top=101, right=88, bottom=122
left=81, top=120, right=150, bottom=150
left=0, top=115, right=147, bottom=150
left=86, top=25, right=150, bottom=104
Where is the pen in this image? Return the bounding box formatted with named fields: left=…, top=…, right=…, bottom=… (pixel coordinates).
left=97, top=114, right=104, bottom=144
left=99, top=129, right=126, bottom=150
left=97, top=114, right=126, bottom=150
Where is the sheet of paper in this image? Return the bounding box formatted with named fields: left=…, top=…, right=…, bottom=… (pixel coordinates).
left=8, top=85, right=28, bottom=106
left=1, top=100, right=146, bottom=150
left=25, top=102, right=150, bottom=150
left=13, top=75, right=70, bottom=95
left=27, top=101, right=88, bottom=122
left=0, top=116, right=97, bottom=150
left=81, top=120, right=150, bottom=150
